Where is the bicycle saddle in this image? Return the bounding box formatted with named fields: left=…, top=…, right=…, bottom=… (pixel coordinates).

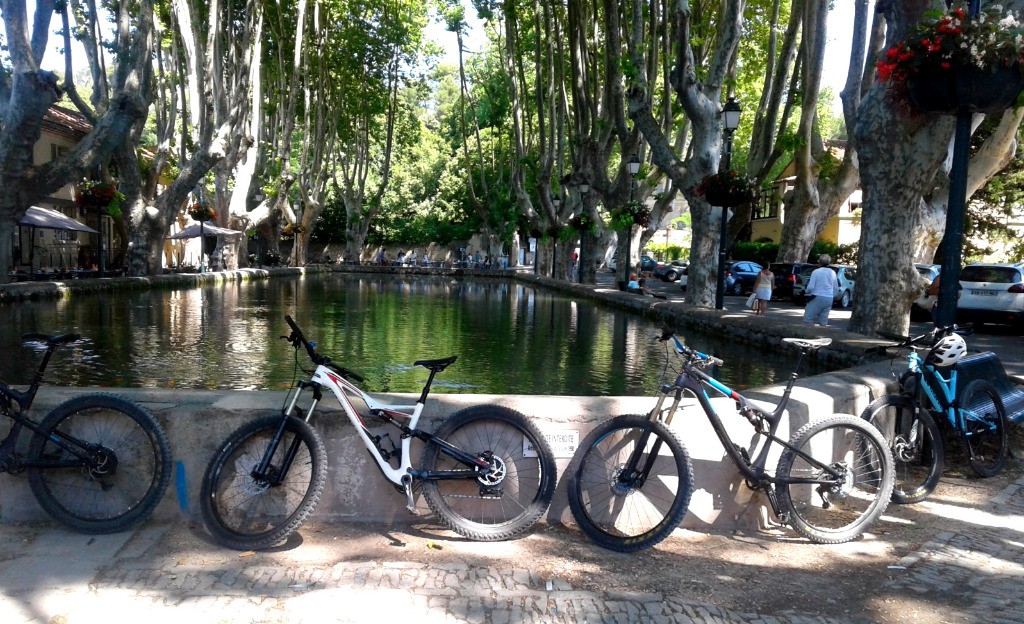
left=782, top=337, right=832, bottom=350
left=22, top=333, right=81, bottom=346
left=414, top=355, right=458, bottom=373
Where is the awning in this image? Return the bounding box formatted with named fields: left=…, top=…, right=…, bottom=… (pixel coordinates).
left=19, top=206, right=98, bottom=234
left=168, top=223, right=244, bottom=239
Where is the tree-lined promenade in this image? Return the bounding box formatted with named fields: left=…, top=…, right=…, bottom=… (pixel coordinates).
left=1, top=0, right=1023, bottom=338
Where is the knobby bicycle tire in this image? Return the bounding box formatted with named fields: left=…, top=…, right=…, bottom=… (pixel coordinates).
left=567, top=415, right=694, bottom=553
left=958, top=380, right=1008, bottom=478
left=27, top=394, right=172, bottom=534
left=860, top=394, right=944, bottom=504
left=776, top=415, right=894, bottom=544
left=420, top=405, right=556, bottom=541
left=200, top=415, right=327, bottom=551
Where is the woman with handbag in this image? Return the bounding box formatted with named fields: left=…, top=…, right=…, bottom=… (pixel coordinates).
left=751, top=266, right=774, bottom=315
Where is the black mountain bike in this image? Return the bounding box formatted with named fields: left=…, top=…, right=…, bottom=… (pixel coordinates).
left=568, top=325, right=895, bottom=552
left=0, top=333, right=172, bottom=533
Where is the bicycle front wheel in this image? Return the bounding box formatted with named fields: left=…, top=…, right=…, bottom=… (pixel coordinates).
left=27, top=394, right=172, bottom=534
left=200, top=415, right=327, bottom=550
left=776, top=415, right=894, bottom=544
left=958, top=380, right=1007, bottom=478
left=860, top=394, right=943, bottom=504
left=567, top=415, right=693, bottom=553
left=420, top=405, right=556, bottom=541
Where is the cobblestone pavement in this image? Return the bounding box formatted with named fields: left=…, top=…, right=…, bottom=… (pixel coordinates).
left=881, top=475, right=1024, bottom=623
left=1, top=473, right=1022, bottom=624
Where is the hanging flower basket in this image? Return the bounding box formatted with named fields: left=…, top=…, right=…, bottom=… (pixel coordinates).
left=906, top=66, right=1024, bottom=114
left=76, top=182, right=117, bottom=209
left=571, top=213, right=599, bottom=234
left=281, top=223, right=306, bottom=239
left=188, top=203, right=217, bottom=222
left=695, top=170, right=756, bottom=207
left=877, top=4, right=1024, bottom=115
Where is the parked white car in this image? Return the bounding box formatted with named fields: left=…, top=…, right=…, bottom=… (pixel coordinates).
left=956, top=262, right=1024, bottom=328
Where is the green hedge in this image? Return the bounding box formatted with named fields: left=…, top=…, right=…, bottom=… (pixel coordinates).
left=643, top=243, right=687, bottom=261
left=730, top=240, right=859, bottom=266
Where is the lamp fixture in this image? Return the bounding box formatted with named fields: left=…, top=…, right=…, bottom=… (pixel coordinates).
left=723, top=97, right=742, bottom=132
left=627, top=154, right=641, bottom=176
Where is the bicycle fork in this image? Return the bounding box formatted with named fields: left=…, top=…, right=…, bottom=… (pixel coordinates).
left=618, top=393, right=681, bottom=489
left=253, top=381, right=318, bottom=487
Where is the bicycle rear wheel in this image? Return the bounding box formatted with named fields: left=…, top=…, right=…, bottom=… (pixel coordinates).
left=420, top=405, right=556, bottom=541
left=958, top=380, right=1007, bottom=478
left=200, top=415, right=327, bottom=550
left=776, top=415, right=894, bottom=544
left=860, top=394, right=943, bottom=504
left=27, top=394, right=172, bottom=534
left=567, top=415, right=693, bottom=552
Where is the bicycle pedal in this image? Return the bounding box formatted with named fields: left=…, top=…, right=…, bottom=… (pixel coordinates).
left=404, top=482, right=419, bottom=515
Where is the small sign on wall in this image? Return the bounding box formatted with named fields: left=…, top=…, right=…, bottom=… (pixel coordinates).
left=524, top=430, right=579, bottom=459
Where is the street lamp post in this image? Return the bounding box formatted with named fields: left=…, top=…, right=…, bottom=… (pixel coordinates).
left=936, top=0, right=982, bottom=327
left=622, top=155, right=641, bottom=291
left=550, top=195, right=561, bottom=277
left=97, top=214, right=105, bottom=278
left=578, top=183, right=589, bottom=282
left=715, top=98, right=742, bottom=310
left=199, top=219, right=206, bottom=273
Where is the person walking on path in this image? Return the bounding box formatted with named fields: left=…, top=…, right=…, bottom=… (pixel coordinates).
left=753, top=266, right=774, bottom=316
left=802, top=255, right=839, bottom=327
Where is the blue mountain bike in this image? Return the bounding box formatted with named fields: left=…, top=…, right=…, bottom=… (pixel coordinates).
left=861, top=325, right=1007, bottom=504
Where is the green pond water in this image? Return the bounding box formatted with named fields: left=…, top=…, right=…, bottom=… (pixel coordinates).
left=1, top=274, right=830, bottom=395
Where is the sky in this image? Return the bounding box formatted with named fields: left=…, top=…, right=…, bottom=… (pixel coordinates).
left=823, top=1, right=876, bottom=113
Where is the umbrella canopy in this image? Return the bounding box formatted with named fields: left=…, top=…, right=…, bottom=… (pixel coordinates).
left=19, top=206, right=98, bottom=234
left=168, top=223, right=244, bottom=239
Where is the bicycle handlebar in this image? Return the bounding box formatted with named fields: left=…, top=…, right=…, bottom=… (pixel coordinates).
left=283, top=315, right=365, bottom=383
left=659, top=325, right=723, bottom=367
left=873, top=323, right=973, bottom=352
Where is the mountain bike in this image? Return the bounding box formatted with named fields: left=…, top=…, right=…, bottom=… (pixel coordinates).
left=567, top=325, right=894, bottom=552
left=199, top=315, right=557, bottom=551
left=860, top=325, right=1007, bottom=504
left=0, top=333, right=172, bottom=533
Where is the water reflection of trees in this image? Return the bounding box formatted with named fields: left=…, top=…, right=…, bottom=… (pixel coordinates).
left=0, top=275, right=824, bottom=393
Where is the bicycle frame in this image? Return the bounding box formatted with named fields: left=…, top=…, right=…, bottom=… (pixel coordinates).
left=904, top=351, right=968, bottom=432
left=0, top=335, right=102, bottom=470
left=266, top=363, right=491, bottom=489
left=650, top=337, right=845, bottom=488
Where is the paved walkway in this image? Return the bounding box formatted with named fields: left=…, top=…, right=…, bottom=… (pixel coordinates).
left=2, top=473, right=1023, bottom=623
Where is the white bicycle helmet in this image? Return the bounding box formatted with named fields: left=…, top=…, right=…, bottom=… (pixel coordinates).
left=926, top=333, right=967, bottom=367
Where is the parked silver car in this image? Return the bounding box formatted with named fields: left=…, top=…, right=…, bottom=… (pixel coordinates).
left=653, top=260, right=688, bottom=282
left=793, top=265, right=857, bottom=308
left=911, top=263, right=941, bottom=321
